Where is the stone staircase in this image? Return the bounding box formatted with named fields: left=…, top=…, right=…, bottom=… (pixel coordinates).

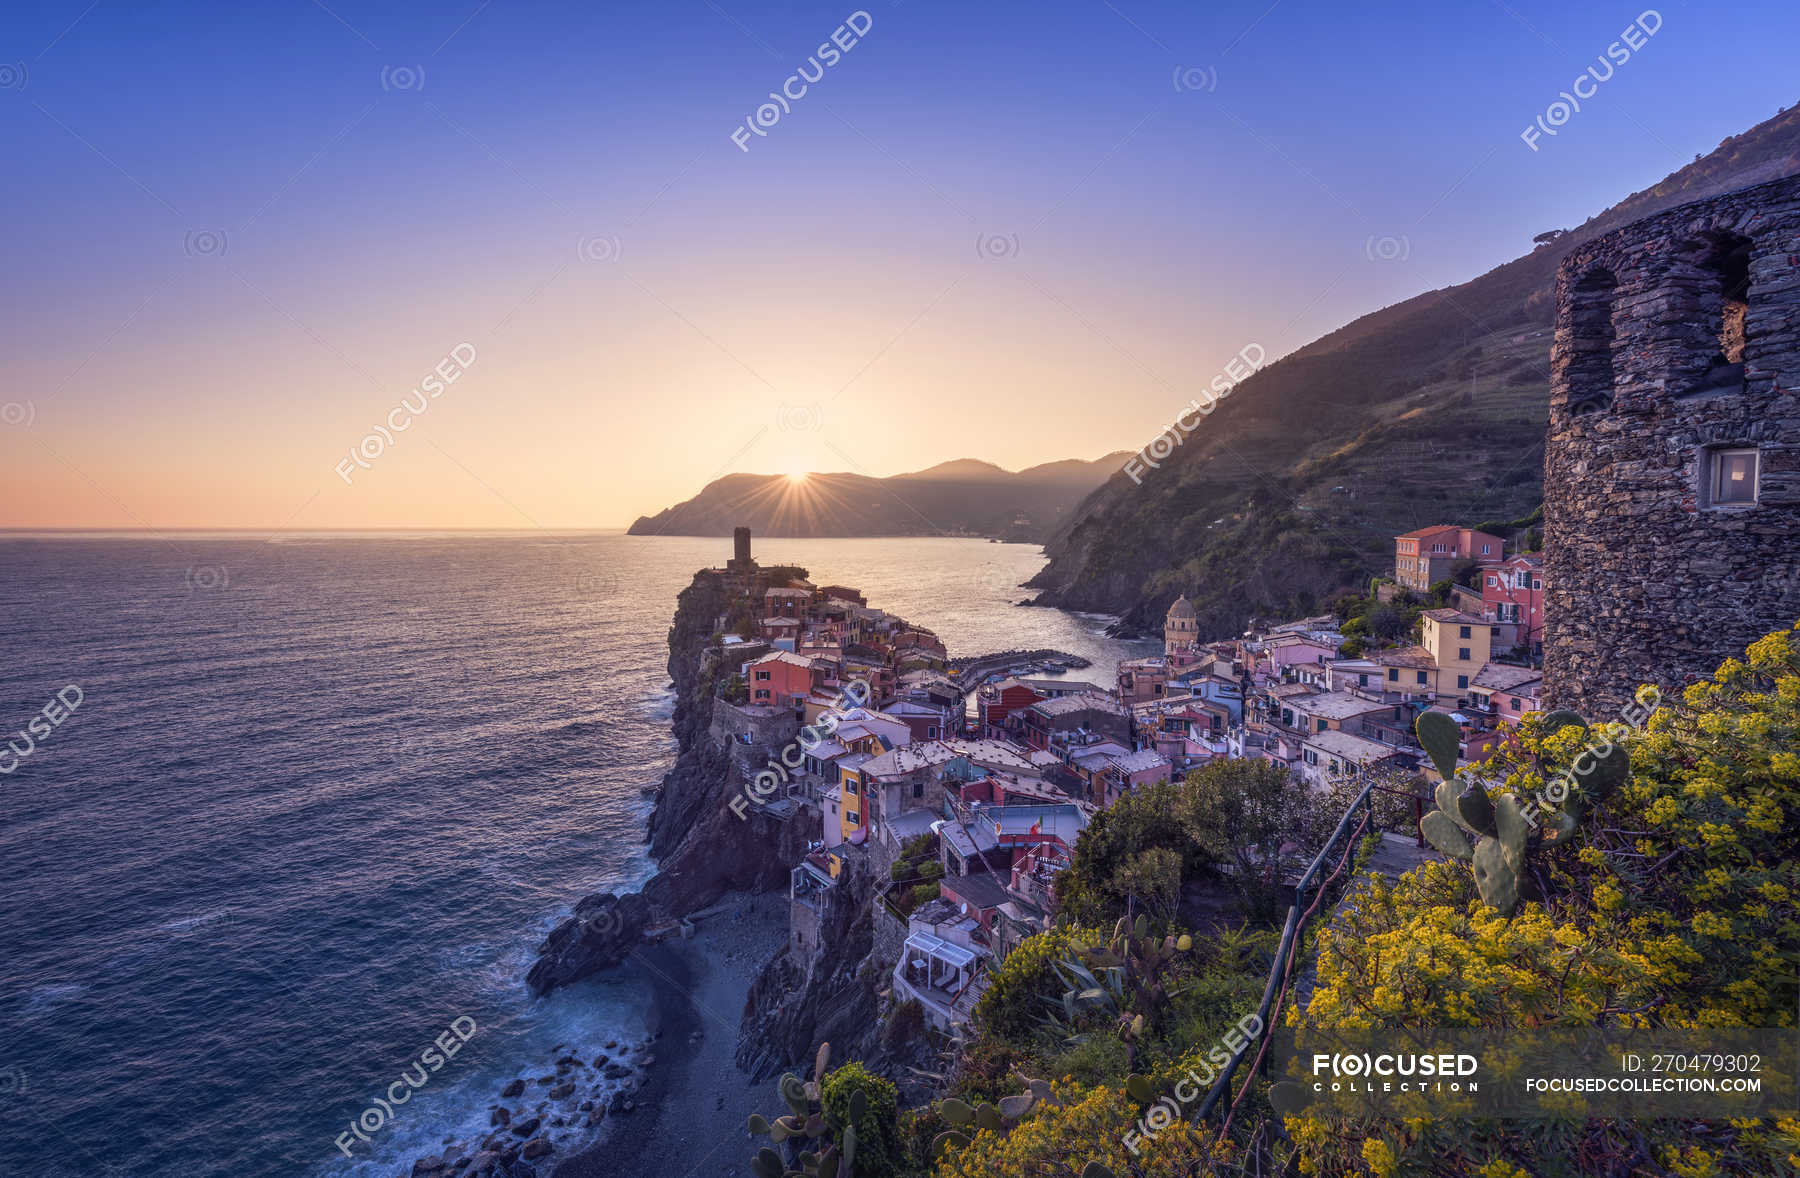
left=949, top=968, right=991, bottom=1027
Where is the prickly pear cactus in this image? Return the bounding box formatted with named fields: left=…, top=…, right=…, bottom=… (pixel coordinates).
left=1415, top=706, right=1625, bottom=916
left=745, top=1042, right=855, bottom=1178
left=930, top=1069, right=1062, bottom=1162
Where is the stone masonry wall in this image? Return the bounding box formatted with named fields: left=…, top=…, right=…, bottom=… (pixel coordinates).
left=1543, top=174, right=1800, bottom=714
left=710, top=698, right=802, bottom=787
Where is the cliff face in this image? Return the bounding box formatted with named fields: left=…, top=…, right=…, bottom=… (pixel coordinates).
left=528, top=568, right=813, bottom=994
left=735, top=859, right=884, bottom=1081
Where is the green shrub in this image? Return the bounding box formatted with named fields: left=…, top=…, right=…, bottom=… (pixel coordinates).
left=1290, top=626, right=1800, bottom=1176
left=882, top=997, right=925, bottom=1051
left=819, top=1061, right=900, bottom=1178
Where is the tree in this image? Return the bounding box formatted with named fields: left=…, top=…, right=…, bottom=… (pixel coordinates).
left=1054, top=784, right=1209, bottom=926
left=1178, top=758, right=1333, bottom=921
left=1364, top=602, right=1413, bottom=643
left=1113, top=847, right=1182, bottom=923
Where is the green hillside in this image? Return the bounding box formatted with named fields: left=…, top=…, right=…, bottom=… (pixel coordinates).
left=1029, top=104, right=1800, bottom=637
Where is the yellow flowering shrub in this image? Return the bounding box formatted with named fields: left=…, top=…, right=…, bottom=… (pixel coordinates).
left=930, top=1081, right=1230, bottom=1178
left=1286, top=625, right=1800, bottom=1176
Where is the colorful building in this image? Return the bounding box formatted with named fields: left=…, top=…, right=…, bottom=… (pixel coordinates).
left=1481, top=553, right=1546, bottom=655
left=1419, top=607, right=1495, bottom=698
left=746, top=651, right=819, bottom=710
left=1393, top=525, right=1506, bottom=591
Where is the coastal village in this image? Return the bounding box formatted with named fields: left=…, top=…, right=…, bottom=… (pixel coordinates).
left=702, top=519, right=1548, bottom=1037
left=369, top=166, right=1800, bottom=1178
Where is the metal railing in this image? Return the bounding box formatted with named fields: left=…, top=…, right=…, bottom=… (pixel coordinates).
left=1193, top=780, right=1378, bottom=1128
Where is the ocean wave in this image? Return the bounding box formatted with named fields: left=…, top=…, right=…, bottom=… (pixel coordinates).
left=20, top=981, right=89, bottom=1017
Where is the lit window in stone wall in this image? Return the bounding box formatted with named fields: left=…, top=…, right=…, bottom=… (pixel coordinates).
left=1705, top=447, right=1759, bottom=506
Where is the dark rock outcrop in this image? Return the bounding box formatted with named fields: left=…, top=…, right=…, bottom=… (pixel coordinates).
left=524, top=892, right=650, bottom=997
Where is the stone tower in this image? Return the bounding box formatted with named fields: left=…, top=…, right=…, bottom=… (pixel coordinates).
left=729, top=526, right=754, bottom=573
left=1165, top=594, right=1199, bottom=664
left=1542, top=174, right=1800, bottom=715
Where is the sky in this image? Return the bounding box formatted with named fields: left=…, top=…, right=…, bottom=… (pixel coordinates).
left=3, top=0, right=1798, bottom=529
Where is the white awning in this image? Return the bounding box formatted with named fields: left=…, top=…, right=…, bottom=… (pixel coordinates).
left=903, top=931, right=977, bottom=970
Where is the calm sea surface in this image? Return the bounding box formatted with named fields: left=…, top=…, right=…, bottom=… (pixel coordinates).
left=0, top=533, right=1146, bottom=1177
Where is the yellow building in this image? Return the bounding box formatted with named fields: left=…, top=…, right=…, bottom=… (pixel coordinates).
left=834, top=730, right=891, bottom=844
left=1375, top=608, right=1497, bottom=701
left=1419, top=608, right=1492, bottom=696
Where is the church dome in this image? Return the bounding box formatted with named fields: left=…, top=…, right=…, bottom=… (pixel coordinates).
left=1167, top=594, right=1196, bottom=621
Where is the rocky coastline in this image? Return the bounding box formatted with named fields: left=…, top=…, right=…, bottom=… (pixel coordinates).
left=399, top=1027, right=658, bottom=1178
left=428, top=560, right=952, bottom=1178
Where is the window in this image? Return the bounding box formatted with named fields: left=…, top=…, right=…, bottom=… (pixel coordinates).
left=846, top=810, right=859, bottom=826
left=1458, top=647, right=1470, bottom=661
left=754, top=670, right=770, bottom=681
left=1459, top=625, right=1471, bottom=639
left=912, top=780, right=923, bottom=799
left=1317, top=719, right=1328, bottom=733
left=1565, top=267, right=1618, bottom=415
left=1684, top=230, right=1753, bottom=393
left=1387, top=668, right=1399, bottom=682
left=1457, top=674, right=1469, bottom=690
left=1486, top=575, right=1497, bottom=587
left=1480, top=544, right=1492, bottom=555
left=1509, top=697, right=1521, bottom=711
left=1704, top=447, right=1759, bottom=506
left=1532, top=579, right=1541, bottom=590
left=1417, top=671, right=1429, bottom=685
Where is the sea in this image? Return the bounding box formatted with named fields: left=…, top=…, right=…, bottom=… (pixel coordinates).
left=0, top=532, right=1148, bottom=1177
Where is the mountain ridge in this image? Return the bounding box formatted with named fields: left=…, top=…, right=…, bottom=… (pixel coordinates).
left=627, top=451, right=1133, bottom=541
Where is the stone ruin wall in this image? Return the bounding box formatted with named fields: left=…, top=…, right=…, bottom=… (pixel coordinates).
left=1543, top=174, right=1800, bottom=715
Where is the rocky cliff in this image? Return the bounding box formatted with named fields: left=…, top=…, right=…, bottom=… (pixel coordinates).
left=734, top=855, right=884, bottom=1081
left=527, top=568, right=814, bottom=996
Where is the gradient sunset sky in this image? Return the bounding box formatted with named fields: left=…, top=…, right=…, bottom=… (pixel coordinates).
left=5, top=0, right=1798, bottom=529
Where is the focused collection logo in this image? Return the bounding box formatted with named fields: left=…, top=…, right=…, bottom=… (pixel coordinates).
left=1308, top=1052, right=1481, bottom=1093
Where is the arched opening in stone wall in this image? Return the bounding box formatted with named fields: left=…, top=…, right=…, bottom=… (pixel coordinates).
left=1565, top=267, right=1618, bottom=416
left=1682, top=230, right=1753, bottom=395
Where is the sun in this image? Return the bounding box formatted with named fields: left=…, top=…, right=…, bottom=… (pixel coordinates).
left=785, top=470, right=809, bottom=485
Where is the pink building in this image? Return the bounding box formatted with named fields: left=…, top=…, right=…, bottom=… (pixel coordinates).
left=746, top=651, right=818, bottom=709
left=1261, top=634, right=1339, bottom=675
left=1481, top=553, right=1546, bottom=654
